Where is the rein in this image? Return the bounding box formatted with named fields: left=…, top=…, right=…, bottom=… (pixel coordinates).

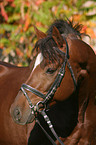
left=20, top=37, right=77, bottom=145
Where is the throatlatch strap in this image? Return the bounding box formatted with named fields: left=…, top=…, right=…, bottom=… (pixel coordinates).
left=67, top=61, right=77, bottom=90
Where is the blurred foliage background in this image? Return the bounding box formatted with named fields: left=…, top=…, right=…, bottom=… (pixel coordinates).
left=0, top=0, right=96, bottom=66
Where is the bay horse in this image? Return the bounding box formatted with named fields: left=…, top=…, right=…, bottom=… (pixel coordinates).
left=0, top=61, right=36, bottom=145
left=10, top=19, right=96, bottom=145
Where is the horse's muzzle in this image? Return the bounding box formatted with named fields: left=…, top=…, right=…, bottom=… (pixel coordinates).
left=10, top=105, right=35, bottom=125
left=13, top=107, right=22, bottom=121
left=10, top=106, right=22, bottom=124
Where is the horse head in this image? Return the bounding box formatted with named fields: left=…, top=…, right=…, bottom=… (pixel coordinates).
left=10, top=20, right=92, bottom=127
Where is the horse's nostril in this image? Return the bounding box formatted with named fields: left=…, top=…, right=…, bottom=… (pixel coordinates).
left=14, top=107, right=22, bottom=121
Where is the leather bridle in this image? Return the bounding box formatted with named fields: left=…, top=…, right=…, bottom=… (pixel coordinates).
left=20, top=37, right=77, bottom=145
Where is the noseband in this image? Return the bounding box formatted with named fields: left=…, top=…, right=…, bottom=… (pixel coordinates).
left=20, top=37, right=77, bottom=145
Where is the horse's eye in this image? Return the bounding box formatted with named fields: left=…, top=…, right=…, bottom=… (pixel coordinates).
left=46, top=68, right=56, bottom=74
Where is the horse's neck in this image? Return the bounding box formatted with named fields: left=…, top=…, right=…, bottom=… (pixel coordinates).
left=0, top=63, right=30, bottom=105
left=0, top=61, right=19, bottom=67
left=0, top=61, right=30, bottom=81
left=0, top=63, right=31, bottom=145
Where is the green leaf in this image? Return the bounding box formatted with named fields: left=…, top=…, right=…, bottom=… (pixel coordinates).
left=0, top=38, right=10, bottom=46
left=0, top=24, right=17, bottom=32
left=8, top=14, right=20, bottom=23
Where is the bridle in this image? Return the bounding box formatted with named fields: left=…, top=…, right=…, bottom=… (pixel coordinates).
left=20, top=37, right=77, bottom=145
left=21, top=37, right=77, bottom=145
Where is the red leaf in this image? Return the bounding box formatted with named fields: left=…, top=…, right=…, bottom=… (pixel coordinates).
left=16, top=48, right=23, bottom=57
left=6, top=0, right=14, bottom=2
left=1, top=3, right=8, bottom=21
left=10, top=2, right=15, bottom=7
left=35, top=0, right=45, bottom=6
left=23, top=14, right=30, bottom=31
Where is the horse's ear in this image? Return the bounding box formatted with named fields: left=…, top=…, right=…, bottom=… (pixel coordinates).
left=33, top=25, right=46, bottom=39
left=52, top=26, right=65, bottom=48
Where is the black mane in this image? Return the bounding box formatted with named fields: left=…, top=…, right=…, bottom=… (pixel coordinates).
left=33, top=19, right=83, bottom=64
left=33, top=35, right=64, bottom=64
left=47, top=19, right=83, bottom=38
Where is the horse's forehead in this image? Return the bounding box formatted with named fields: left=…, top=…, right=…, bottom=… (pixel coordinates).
left=33, top=53, right=43, bottom=71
